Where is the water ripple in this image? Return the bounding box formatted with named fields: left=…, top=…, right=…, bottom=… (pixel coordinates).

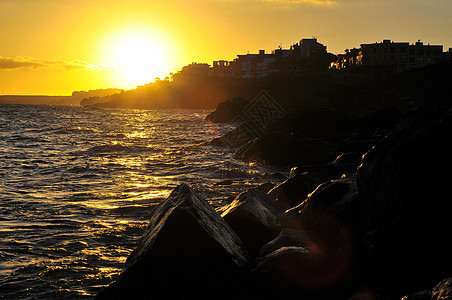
left=0, top=104, right=288, bottom=299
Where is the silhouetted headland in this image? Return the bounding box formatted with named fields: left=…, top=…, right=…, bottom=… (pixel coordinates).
left=0, top=89, right=122, bottom=106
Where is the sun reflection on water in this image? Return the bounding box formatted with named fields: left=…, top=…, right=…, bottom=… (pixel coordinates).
left=0, top=106, right=289, bottom=299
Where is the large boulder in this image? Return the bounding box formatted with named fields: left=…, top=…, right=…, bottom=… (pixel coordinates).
left=252, top=176, right=360, bottom=298
left=279, top=175, right=360, bottom=232
left=251, top=245, right=355, bottom=299
left=402, top=278, right=452, bottom=300
left=205, top=96, right=249, bottom=123
left=96, top=184, right=249, bottom=299
left=220, top=188, right=284, bottom=257
left=357, top=107, right=452, bottom=296
left=268, top=171, right=325, bottom=207
left=234, top=132, right=330, bottom=167
left=257, top=228, right=307, bottom=257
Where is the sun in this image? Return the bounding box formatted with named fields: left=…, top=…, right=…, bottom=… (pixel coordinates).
left=113, top=36, right=165, bottom=86
left=103, top=29, right=173, bottom=88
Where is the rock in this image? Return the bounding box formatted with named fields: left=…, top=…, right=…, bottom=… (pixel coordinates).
left=205, top=96, right=249, bottom=123
left=258, top=228, right=307, bottom=257
left=347, top=107, right=404, bottom=135
left=234, top=132, right=330, bottom=167
left=251, top=246, right=354, bottom=299
left=214, top=179, right=234, bottom=186
left=290, top=163, right=344, bottom=181
left=268, top=171, right=325, bottom=207
left=432, top=278, right=452, bottom=300
left=279, top=175, right=359, bottom=231
left=402, top=278, right=452, bottom=300
left=402, top=291, right=433, bottom=300
left=331, top=152, right=361, bottom=169
left=285, top=152, right=360, bottom=183
left=357, top=107, right=452, bottom=296
left=251, top=176, right=360, bottom=298
left=96, top=184, right=249, bottom=299
left=219, top=188, right=284, bottom=257
left=254, top=182, right=277, bottom=194
left=266, top=108, right=351, bottom=139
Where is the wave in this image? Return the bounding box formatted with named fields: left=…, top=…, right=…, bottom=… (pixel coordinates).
left=52, top=126, right=100, bottom=134
left=84, top=143, right=161, bottom=155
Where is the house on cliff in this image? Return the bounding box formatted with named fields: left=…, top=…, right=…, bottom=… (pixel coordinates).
left=332, top=39, right=445, bottom=73
left=228, top=37, right=332, bottom=78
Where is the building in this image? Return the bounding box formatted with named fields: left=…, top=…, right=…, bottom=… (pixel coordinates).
left=231, top=37, right=330, bottom=78
left=212, top=60, right=232, bottom=77
left=332, top=40, right=444, bottom=72
left=359, top=40, right=443, bottom=72
left=298, top=38, right=328, bottom=57
left=330, top=48, right=360, bottom=70
left=231, top=50, right=277, bottom=78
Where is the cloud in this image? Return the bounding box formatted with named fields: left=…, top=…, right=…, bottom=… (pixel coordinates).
left=260, top=0, right=338, bottom=5
left=0, top=56, right=100, bottom=71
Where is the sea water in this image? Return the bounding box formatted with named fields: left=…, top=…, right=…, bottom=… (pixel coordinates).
left=0, top=104, right=287, bottom=299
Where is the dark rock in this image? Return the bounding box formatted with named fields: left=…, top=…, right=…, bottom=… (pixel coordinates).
left=331, top=152, right=361, bottom=169
left=214, top=179, right=234, bottom=186
left=219, top=188, right=284, bottom=257
left=251, top=246, right=354, bottom=299
left=205, top=96, right=249, bottom=123
left=347, top=107, right=405, bottom=135
left=234, top=132, right=330, bottom=167
left=258, top=228, right=307, bottom=257
left=402, top=290, right=433, bottom=300
left=254, top=182, right=277, bottom=194
left=231, top=108, right=352, bottom=167
left=96, top=184, right=249, bottom=299
left=432, top=278, right=452, bottom=300
left=268, top=171, right=325, bottom=207
left=402, top=278, right=452, bottom=300
left=267, top=108, right=351, bottom=139
left=333, top=132, right=385, bottom=160
left=251, top=176, right=360, bottom=298
left=290, top=163, right=344, bottom=181
left=279, top=175, right=359, bottom=231
left=357, top=108, right=452, bottom=296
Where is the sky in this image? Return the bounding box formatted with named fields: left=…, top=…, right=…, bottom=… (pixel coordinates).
left=1, top=0, right=451, bottom=95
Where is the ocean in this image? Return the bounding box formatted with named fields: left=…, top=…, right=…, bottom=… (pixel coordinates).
left=0, top=104, right=287, bottom=299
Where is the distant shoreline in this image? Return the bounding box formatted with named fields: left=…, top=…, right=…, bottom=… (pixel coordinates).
left=0, top=95, right=77, bottom=106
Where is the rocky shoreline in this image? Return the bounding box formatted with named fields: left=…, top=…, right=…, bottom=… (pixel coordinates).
left=96, top=93, right=451, bottom=299
left=96, top=103, right=450, bottom=299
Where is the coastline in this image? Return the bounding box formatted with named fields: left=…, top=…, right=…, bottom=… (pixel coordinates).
left=96, top=83, right=452, bottom=298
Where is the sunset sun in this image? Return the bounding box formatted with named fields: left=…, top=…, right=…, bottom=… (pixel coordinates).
left=104, top=30, right=173, bottom=88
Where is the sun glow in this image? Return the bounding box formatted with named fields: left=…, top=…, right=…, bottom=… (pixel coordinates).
left=103, top=29, right=174, bottom=88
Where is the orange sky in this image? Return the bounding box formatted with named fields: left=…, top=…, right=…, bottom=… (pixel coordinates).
left=1, top=0, right=451, bottom=95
